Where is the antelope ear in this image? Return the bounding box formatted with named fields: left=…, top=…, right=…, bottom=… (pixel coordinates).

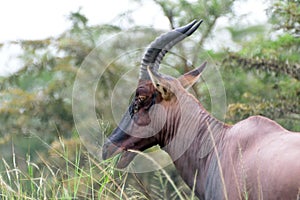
left=147, top=66, right=173, bottom=100
left=178, top=62, right=207, bottom=89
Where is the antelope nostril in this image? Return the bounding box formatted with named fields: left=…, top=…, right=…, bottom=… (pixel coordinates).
left=102, top=150, right=107, bottom=160
left=102, top=141, right=111, bottom=160
left=102, top=145, right=107, bottom=160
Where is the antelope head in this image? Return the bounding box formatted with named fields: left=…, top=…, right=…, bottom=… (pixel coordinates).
left=102, top=20, right=206, bottom=168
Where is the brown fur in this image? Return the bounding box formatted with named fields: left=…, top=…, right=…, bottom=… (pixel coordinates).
left=103, top=73, right=300, bottom=199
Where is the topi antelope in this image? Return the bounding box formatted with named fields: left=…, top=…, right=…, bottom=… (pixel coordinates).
left=102, top=20, right=300, bottom=199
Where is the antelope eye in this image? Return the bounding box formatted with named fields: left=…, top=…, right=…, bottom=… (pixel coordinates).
left=132, top=95, right=147, bottom=115
left=138, top=95, right=146, bottom=102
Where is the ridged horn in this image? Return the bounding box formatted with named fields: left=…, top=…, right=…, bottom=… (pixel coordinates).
left=140, top=19, right=203, bottom=80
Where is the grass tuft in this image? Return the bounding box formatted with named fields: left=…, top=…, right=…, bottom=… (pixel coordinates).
left=0, top=136, right=197, bottom=199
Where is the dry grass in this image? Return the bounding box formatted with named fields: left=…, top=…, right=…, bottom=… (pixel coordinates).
left=0, top=137, right=197, bottom=200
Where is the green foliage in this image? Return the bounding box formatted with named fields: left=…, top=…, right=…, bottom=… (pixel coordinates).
left=220, top=1, right=300, bottom=131
left=269, top=0, right=300, bottom=35
left=149, top=0, right=235, bottom=27
left=226, top=25, right=266, bottom=43
left=238, top=34, right=300, bottom=63
left=222, top=41, right=299, bottom=130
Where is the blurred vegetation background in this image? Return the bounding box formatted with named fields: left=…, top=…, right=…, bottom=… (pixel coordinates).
left=0, top=0, right=299, bottom=199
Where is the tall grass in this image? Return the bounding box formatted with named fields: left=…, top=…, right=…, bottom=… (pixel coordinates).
left=0, top=137, right=196, bottom=199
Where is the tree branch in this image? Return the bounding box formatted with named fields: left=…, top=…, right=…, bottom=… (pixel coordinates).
left=224, top=53, right=300, bottom=81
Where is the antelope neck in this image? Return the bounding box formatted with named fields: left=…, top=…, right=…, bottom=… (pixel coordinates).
left=157, top=91, right=229, bottom=196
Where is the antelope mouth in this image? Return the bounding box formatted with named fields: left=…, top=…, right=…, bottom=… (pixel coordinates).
left=115, top=150, right=137, bottom=168
left=102, top=142, right=137, bottom=169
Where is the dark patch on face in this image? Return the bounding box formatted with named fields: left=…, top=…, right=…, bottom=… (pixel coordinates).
left=102, top=80, right=163, bottom=168
left=129, top=81, right=162, bottom=125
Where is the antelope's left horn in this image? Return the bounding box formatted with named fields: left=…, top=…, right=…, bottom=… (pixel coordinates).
left=140, top=19, right=203, bottom=80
